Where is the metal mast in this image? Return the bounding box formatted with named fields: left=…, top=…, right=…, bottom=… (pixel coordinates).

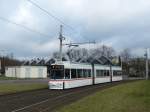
left=58, top=25, right=65, bottom=62
left=58, top=25, right=95, bottom=62
left=0, top=59, right=1, bottom=73
left=145, top=48, right=149, bottom=80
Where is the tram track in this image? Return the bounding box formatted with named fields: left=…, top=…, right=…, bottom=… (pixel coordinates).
left=0, top=80, right=137, bottom=112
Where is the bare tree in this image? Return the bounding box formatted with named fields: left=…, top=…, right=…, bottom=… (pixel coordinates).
left=120, top=48, right=132, bottom=76
left=120, top=48, right=131, bottom=62
left=52, top=44, right=116, bottom=62
left=52, top=52, right=59, bottom=59
left=91, top=45, right=116, bottom=58
left=66, top=48, right=88, bottom=61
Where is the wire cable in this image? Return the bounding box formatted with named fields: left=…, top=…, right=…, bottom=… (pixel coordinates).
left=27, top=0, right=75, bottom=31
left=0, top=16, right=50, bottom=37
left=27, top=0, right=95, bottom=43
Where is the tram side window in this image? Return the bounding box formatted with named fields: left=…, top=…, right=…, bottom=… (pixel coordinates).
left=51, top=70, right=64, bottom=79
left=113, top=71, right=118, bottom=76
left=71, top=69, right=76, bottom=78
left=103, top=70, right=107, bottom=76
left=65, top=69, right=70, bottom=79
left=88, top=69, right=91, bottom=77
left=106, top=70, right=110, bottom=76
left=96, top=70, right=109, bottom=77
left=113, top=71, right=122, bottom=76
left=96, top=70, right=103, bottom=77
left=83, top=69, right=87, bottom=78
left=118, top=71, right=122, bottom=76
left=77, top=69, right=83, bottom=78
left=96, top=70, right=99, bottom=77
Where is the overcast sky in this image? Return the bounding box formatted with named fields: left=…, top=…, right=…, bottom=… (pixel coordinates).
left=0, top=0, right=150, bottom=58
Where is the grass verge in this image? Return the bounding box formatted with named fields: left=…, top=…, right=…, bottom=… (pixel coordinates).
left=0, top=76, right=18, bottom=80
left=58, top=80, right=150, bottom=112
left=0, top=83, right=48, bottom=95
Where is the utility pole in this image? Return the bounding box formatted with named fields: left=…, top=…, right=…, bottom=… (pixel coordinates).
left=58, top=25, right=65, bottom=62
left=0, top=50, right=6, bottom=75
left=57, top=25, right=95, bottom=62
left=0, top=59, right=1, bottom=75
left=110, top=64, right=112, bottom=83
left=145, top=48, right=149, bottom=80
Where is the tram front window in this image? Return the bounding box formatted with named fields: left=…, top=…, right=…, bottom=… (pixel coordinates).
left=51, top=70, right=64, bottom=79
left=50, top=65, right=64, bottom=79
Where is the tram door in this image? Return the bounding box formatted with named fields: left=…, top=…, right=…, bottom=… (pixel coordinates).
left=50, top=65, right=64, bottom=79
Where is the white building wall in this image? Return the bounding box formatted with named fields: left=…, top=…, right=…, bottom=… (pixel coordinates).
left=5, top=67, right=17, bottom=77
left=20, top=67, right=26, bottom=78
left=5, top=66, right=47, bottom=78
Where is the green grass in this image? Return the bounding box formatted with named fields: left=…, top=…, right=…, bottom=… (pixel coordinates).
left=0, top=76, right=18, bottom=80
left=0, top=76, right=46, bottom=80
left=58, top=80, right=150, bottom=112
left=0, top=83, right=48, bottom=95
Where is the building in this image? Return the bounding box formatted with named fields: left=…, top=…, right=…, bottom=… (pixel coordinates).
left=5, top=66, right=47, bottom=78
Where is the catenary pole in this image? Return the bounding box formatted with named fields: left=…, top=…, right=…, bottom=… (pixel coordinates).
left=58, top=25, right=65, bottom=62
left=145, top=48, right=149, bottom=80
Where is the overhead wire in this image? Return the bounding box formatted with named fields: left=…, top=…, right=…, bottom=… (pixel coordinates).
left=1, top=0, right=93, bottom=43
left=26, top=0, right=95, bottom=44
left=0, top=16, right=50, bottom=38
left=27, top=0, right=75, bottom=31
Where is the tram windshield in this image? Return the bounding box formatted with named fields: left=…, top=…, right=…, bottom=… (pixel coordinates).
left=50, top=65, right=64, bottom=79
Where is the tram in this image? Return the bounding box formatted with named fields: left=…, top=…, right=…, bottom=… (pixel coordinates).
left=48, top=61, right=122, bottom=89
left=48, top=26, right=122, bottom=89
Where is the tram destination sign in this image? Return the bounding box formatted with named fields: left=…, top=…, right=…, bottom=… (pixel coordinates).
left=51, top=65, right=64, bottom=70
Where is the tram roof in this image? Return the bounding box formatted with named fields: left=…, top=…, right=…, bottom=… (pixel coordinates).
left=52, top=61, right=121, bottom=70
left=53, top=61, right=120, bottom=67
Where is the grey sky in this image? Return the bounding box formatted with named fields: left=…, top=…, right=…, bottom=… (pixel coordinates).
left=0, top=0, right=150, bottom=58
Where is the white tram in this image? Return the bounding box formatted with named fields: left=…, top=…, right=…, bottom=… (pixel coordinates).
left=48, top=61, right=122, bottom=89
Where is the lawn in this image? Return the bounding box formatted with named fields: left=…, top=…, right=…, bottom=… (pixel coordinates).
left=0, top=76, right=18, bottom=80
left=58, top=80, right=150, bottom=112
left=0, top=83, right=48, bottom=95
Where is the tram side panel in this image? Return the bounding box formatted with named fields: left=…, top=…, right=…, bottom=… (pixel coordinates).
left=112, top=76, right=122, bottom=81
left=95, top=77, right=110, bottom=84
left=49, top=80, right=64, bottom=89
left=94, top=66, right=111, bottom=84
left=112, top=68, right=123, bottom=81
left=65, top=78, right=93, bottom=89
